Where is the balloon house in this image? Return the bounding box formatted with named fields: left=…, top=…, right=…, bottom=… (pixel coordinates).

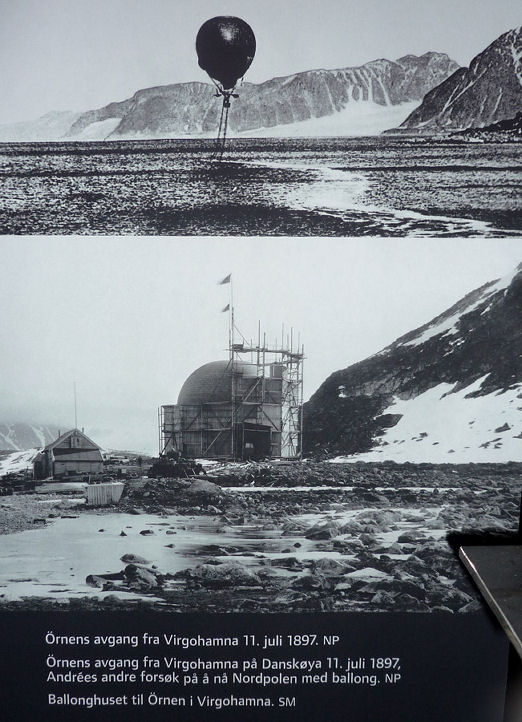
left=159, top=313, right=304, bottom=462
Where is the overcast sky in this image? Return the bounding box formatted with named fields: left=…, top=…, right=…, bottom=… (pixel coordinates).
left=0, top=0, right=520, bottom=124
left=0, top=236, right=520, bottom=453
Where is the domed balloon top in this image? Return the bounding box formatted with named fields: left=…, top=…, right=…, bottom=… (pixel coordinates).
left=177, top=360, right=257, bottom=405
left=196, top=16, right=256, bottom=91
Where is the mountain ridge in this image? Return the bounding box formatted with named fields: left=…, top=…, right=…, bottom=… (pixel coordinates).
left=395, top=26, right=522, bottom=132
left=0, top=52, right=459, bottom=141
left=1, top=27, right=518, bottom=139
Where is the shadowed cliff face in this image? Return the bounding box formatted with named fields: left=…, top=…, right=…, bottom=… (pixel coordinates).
left=64, top=52, right=458, bottom=139
left=303, top=264, right=522, bottom=457
left=397, top=27, right=522, bottom=132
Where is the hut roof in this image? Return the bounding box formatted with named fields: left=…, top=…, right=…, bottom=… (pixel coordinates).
left=44, top=428, right=101, bottom=451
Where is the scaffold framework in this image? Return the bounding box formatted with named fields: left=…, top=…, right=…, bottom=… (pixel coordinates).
left=159, top=295, right=304, bottom=461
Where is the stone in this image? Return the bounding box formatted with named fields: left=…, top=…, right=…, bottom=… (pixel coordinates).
left=120, top=554, right=150, bottom=565
left=305, top=521, right=340, bottom=540
left=190, top=561, right=261, bottom=587
left=86, top=575, right=108, bottom=589
left=291, top=574, right=331, bottom=591
left=124, top=564, right=160, bottom=589
left=312, top=558, right=352, bottom=576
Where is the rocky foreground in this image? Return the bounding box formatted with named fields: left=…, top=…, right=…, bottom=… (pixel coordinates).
left=3, top=461, right=518, bottom=613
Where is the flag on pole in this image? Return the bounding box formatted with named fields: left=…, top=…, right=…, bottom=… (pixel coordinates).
left=218, top=274, right=231, bottom=285
left=221, top=304, right=230, bottom=312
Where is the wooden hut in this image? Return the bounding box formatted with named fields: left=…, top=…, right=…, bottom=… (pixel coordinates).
left=33, top=429, right=104, bottom=479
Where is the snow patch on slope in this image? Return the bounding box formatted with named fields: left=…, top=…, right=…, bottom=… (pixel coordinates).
left=29, top=425, right=47, bottom=448
left=333, top=376, right=522, bottom=464
left=400, top=266, right=518, bottom=347
left=0, top=429, right=18, bottom=451
left=0, top=111, right=79, bottom=142
left=0, top=449, right=39, bottom=476
left=238, top=101, right=419, bottom=138
left=509, top=27, right=522, bottom=83
left=75, top=118, right=121, bottom=140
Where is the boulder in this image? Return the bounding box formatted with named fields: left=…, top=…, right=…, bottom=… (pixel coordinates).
left=291, top=574, right=331, bottom=591
left=270, top=557, right=305, bottom=571
left=312, top=558, right=353, bottom=576
left=346, top=567, right=393, bottom=582
left=120, top=553, right=150, bottom=565
left=397, top=532, right=425, bottom=543
left=86, top=575, right=109, bottom=589
left=371, top=590, right=397, bottom=606
left=339, top=520, right=365, bottom=534
left=189, top=561, right=261, bottom=587
left=123, top=564, right=161, bottom=589
left=186, top=479, right=225, bottom=501
left=305, top=521, right=340, bottom=540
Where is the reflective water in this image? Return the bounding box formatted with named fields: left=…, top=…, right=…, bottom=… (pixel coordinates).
left=0, top=501, right=446, bottom=602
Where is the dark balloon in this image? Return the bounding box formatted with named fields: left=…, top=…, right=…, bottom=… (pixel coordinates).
left=196, top=16, right=256, bottom=91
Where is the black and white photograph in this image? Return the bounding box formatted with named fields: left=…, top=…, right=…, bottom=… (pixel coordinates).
left=0, top=0, right=520, bottom=236
left=0, top=1, right=521, bottom=721
left=0, top=237, right=520, bottom=614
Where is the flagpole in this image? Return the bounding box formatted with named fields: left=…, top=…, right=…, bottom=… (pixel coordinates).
left=231, top=276, right=235, bottom=458
left=230, top=276, right=234, bottom=360
left=228, top=300, right=232, bottom=361
left=218, top=272, right=235, bottom=458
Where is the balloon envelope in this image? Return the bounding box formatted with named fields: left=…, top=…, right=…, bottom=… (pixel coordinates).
left=196, top=16, right=256, bottom=90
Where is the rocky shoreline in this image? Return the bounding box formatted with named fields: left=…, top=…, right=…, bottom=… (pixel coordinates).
left=0, top=493, right=82, bottom=535
left=1, top=462, right=520, bottom=613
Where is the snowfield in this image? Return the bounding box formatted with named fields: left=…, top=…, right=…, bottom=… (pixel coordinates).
left=237, top=101, right=420, bottom=138
left=28, top=100, right=421, bottom=142
left=0, top=449, right=39, bottom=476
left=334, top=376, right=522, bottom=464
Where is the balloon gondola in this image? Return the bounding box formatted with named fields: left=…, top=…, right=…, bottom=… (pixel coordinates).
left=196, top=16, right=256, bottom=158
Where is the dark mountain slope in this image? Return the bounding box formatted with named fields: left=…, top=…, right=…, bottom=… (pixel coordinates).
left=303, top=264, right=522, bottom=461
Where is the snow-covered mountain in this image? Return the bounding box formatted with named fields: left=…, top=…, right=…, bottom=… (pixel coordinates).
left=0, top=423, right=61, bottom=451
left=303, top=263, right=522, bottom=463
left=396, top=27, right=522, bottom=133
left=213, top=52, right=458, bottom=138
left=0, top=53, right=458, bottom=141
left=0, top=111, right=79, bottom=142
